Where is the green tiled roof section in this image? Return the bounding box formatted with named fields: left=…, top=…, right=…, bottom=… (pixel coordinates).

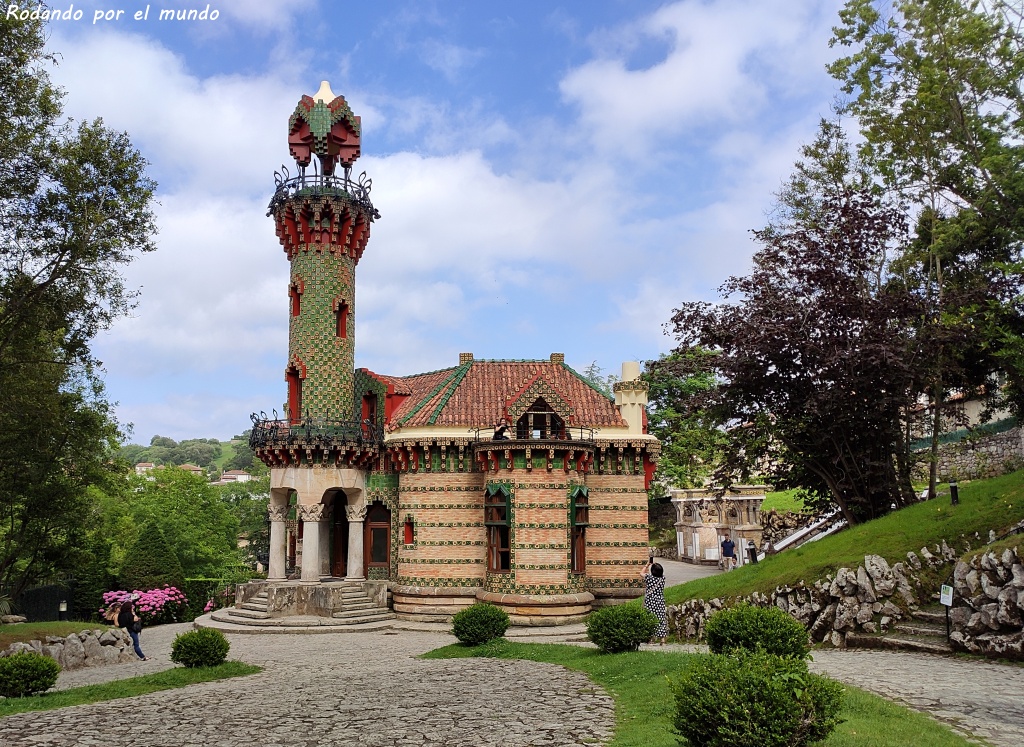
left=426, top=362, right=473, bottom=424
left=397, top=364, right=467, bottom=426
left=560, top=361, right=615, bottom=402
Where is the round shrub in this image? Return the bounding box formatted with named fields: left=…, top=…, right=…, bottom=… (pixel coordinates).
left=672, top=651, right=843, bottom=747
left=170, top=628, right=230, bottom=667
left=0, top=651, right=61, bottom=697
left=705, top=604, right=809, bottom=659
left=452, top=603, right=510, bottom=645
left=586, top=604, right=659, bottom=653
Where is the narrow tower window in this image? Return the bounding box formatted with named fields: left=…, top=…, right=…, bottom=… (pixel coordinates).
left=289, top=283, right=301, bottom=317
left=336, top=301, right=349, bottom=338
left=484, top=484, right=511, bottom=573
left=570, top=486, right=589, bottom=574
left=286, top=366, right=302, bottom=423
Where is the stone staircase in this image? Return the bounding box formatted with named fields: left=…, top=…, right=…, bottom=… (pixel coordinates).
left=847, top=605, right=952, bottom=654
left=210, top=581, right=394, bottom=629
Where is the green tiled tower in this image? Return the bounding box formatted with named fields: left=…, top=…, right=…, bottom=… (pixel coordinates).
left=268, top=82, right=379, bottom=422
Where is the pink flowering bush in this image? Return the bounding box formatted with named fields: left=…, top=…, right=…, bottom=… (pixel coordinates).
left=100, top=585, right=189, bottom=626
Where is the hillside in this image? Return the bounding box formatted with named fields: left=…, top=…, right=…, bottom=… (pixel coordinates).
left=666, top=469, right=1024, bottom=605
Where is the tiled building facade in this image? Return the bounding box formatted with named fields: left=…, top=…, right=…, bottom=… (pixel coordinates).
left=251, top=84, right=659, bottom=624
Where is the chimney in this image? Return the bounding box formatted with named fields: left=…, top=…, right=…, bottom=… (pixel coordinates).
left=459, top=352, right=474, bottom=365
left=550, top=353, right=565, bottom=364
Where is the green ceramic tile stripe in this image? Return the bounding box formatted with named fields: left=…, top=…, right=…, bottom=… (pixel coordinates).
left=560, top=361, right=616, bottom=402
left=396, top=364, right=464, bottom=426
left=426, top=361, right=473, bottom=424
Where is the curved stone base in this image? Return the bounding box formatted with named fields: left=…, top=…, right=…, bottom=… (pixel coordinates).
left=476, top=590, right=594, bottom=626
left=590, top=587, right=642, bottom=608
left=392, top=585, right=479, bottom=623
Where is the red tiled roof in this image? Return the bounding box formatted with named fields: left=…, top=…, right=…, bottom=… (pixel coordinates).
left=379, top=360, right=625, bottom=429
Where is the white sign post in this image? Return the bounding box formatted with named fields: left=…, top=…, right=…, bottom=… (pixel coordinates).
left=940, top=584, right=954, bottom=641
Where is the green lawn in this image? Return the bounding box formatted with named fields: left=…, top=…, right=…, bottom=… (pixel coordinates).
left=761, top=488, right=806, bottom=513
left=667, top=469, right=1024, bottom=605
left=0, top=661, right=262, bottom=717
left=424, top=641, right=972, bottom=747
left=0, top=622, right=115, bottom=651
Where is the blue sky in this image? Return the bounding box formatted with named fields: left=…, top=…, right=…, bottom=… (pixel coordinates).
left=40, top=0, right=846, bottom=442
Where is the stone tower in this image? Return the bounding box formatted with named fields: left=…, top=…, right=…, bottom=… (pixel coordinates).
left=268, top=81, right=379, bottom=423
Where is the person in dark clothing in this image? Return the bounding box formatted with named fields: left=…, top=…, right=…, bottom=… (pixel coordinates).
left=641, top=559, right=668, bottom=644
left=720, top=535, right=737, bottom=570
left=117, top=596, right=150, bottom=660
left=492, top=418, right=510, bottom=440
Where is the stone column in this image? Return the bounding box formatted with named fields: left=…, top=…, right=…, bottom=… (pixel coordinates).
left=345, top=504, right=368, bottom=580
left=298, top=504, right=325, bottom=584
left=319, top=504, right=332, bottom=577
left=268, top=505, right=288, bottom=581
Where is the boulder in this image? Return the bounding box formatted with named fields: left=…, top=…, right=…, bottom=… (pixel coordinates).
left=1011, top=564, right=1024, bottom=589
left=981, top=574, right=1002, bottom=601
left=906, top=551, right=922, bottom=571
left=60, top=634, right=85, bottom=669
left=0, top=614, right=28, bottom=624
left=855, top=604, right=874, bottom=625
left=41, top=643, right=63, bottom=662
left=856, top=566, right=877, bottom=603
left=82, top=634, right=105, bottom=666
left=865, top=554, right=896, bottom=595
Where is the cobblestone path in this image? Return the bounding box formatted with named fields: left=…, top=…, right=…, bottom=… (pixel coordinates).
left=0, top=625, right=615, bottom=747
left=809, top=649, right=1024, bottom=747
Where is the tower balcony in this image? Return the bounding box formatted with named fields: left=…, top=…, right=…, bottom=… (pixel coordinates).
left=267, top=166, right=380, bottom=220
left=249, top=413, right=382, bottom=468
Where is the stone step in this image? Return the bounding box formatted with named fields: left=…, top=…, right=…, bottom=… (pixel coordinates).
left=846, top=632, right=952, bottom=655
left=913, top=608, right=948, bottom=625
left=894, top=623, right=947, bottom=638
left=226, top=608, right=271, bottom=620
left=240, top=602, right=270, bottom=612
left=331, top=608, right=394, bottom=623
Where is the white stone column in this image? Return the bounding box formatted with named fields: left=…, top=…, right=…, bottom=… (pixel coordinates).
left=345, top=504, right=368, bottom=580
left=319, top=504, right=332, bottom=577
left=298, top=504, right=325, bottom=584
left=268, top=505, right=288, bottom=581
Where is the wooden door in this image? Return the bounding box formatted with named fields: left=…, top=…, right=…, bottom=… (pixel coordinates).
left=364, top=502, right=391, bottom=575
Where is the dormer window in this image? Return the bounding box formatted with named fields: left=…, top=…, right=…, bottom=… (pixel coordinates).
left=516, top=397, right=564, bottom=439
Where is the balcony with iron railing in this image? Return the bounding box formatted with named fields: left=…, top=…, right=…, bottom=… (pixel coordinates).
left=267, top=164, right=380, bottom=220
left=249, top=411, right=383, bottom=453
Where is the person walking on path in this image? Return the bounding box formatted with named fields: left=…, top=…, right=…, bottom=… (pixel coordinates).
left=117, top=595, right=150, bottom=661
left=720, top=534, right=737, bottom=570
left=641, top=558, right=668, bottom=644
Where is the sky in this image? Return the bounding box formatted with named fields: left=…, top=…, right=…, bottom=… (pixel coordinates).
left=36, top=0, right=848, bottom=443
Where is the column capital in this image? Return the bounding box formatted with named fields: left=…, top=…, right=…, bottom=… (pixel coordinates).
left=298, top=503, right=325, bottom=522
left=268, top=505, right=288, bottom=522
left=345, top=504, right=367, bottom=522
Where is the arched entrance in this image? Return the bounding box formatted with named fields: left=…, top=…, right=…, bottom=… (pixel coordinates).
left=329, top=490, right=349, bottom=578
left=364, top=501, right=391, bottom=576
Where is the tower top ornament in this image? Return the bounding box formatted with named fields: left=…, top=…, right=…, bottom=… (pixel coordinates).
left=287, top=80, right=361, bottom=176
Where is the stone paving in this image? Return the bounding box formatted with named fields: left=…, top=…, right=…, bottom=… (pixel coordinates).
left=808, top=649, right=1024, bottom=747
left=3, top=621, right=1024, bottom=746
left=0, top=624, right=615, bottom=747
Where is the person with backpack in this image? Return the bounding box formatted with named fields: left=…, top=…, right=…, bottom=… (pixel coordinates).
left=116, top=595, right=150, bottom=660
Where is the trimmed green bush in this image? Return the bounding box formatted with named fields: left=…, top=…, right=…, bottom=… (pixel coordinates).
left=452, top=603, right=510, bottom=645
left=120, top=522, right=185, bottom=592
left=585, top=604, right=659, bottom=653
left=672, top=651, right=843, bottom=747
left=0, top=652, right=61, bottom=697
left=170, top=628, right=230, bottom=668
left=705, top=604, right=809, bottom=659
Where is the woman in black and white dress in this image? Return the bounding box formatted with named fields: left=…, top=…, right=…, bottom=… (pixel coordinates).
left=642, top=559, right=668, bottom=644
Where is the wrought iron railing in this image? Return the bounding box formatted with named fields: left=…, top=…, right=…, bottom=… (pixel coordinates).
left=249, top=411, right=382, bottom=450
left=267, top=164, right=380, bottom=220
left=469, top=426, right=597, bottom=443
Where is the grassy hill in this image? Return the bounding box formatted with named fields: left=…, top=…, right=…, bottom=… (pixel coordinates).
left=666, top=469, right=1024, bottom=605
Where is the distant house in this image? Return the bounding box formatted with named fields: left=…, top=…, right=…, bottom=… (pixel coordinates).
left=178, top=463, right=205, bottom=477
left=211, top=470, right=253, bottom=486
left=134, top=462, right=156, bottom=476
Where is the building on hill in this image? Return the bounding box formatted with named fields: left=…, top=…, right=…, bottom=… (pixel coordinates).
left=246, top=82, right=659, bottom=625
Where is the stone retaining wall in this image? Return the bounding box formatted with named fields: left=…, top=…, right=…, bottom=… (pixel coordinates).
left=0, top=628, right=139, bottom=670
left=949, top=537, right=1024, bottom=659
left=919, top=427, right=1024, bottom=481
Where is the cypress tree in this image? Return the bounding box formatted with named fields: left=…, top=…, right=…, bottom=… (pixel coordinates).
left=119, top=523, right=184, bottom=591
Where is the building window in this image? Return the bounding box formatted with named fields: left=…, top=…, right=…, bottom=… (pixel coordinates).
left=364, top=501, right=391, bottom=571
left=403, top=515, right=415, bottom=545
left=286, top=366, right=302, bottom=423
left=570, top=486, right=589, bottom=574
left=289, top=283, right=301, bottom=317
left=515, top=397, right=565, bottom=439
left=484, top=484, right=511, bottom=573
left=336, top=301, right=349, bottom=338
